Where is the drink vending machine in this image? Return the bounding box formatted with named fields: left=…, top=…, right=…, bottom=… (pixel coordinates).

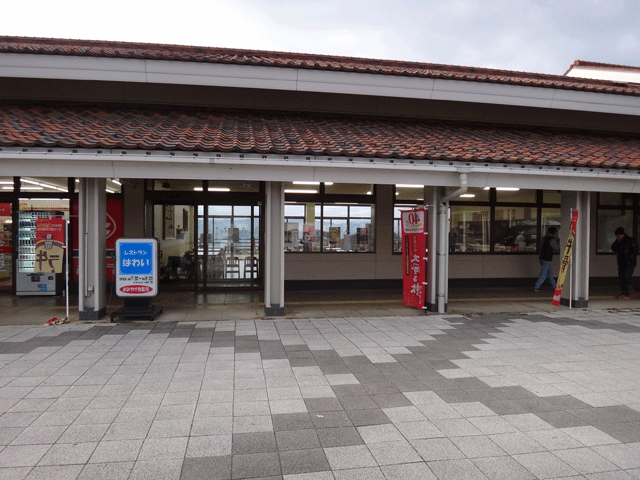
left=16, top=211, right=59, bottom=295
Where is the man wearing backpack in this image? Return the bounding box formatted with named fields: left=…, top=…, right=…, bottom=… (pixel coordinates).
left=611, top=227, right=640, bottom=300
left=534, top=226, right=559, bottom=292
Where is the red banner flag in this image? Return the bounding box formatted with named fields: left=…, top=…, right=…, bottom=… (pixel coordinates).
left=401, top=208, right=427, bottom=309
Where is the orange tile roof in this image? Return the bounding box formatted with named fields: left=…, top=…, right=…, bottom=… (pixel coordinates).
left=1, top=105, right=639, bottom=169
left=1, top=36, right=639, bottom=97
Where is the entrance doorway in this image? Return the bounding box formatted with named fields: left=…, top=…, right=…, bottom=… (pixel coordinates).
left=154, top=203, right=261, bottom=291
left=198, top=205, right=260, bottom=289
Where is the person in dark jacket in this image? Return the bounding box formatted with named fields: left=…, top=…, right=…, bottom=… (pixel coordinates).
left=611, top=226, right=640, bottom=299
left=534, top=226, right=559, bottom=291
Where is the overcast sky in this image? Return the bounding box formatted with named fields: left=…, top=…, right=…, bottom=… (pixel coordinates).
left=4, top=0, right=639, bottom=75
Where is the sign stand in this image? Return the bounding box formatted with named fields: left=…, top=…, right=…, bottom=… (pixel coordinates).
left=110, top=238, right=162, bottom=321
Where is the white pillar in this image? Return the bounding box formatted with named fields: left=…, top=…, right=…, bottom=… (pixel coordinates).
left=264, top=181, right=285, bottom=316
left=78, top=178, right=107, bottom=320
left=560, top=191, right=590, bottom=308
left=424, top=186, right=443, bottom=312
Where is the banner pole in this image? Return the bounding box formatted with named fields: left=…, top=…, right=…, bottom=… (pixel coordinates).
left=65, top=217, right=69, bottom=320
left=569, top=209, right=573, bottom=310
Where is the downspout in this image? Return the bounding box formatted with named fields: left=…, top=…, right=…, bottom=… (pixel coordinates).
left=437, top=170, right=469, bottom=312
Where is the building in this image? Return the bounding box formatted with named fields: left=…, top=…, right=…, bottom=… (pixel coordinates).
left=1, top=37, right=640, bottom=319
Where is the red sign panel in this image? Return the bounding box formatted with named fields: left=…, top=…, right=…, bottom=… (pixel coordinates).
left=120, top=285, right=153, bottom=294
left=401, top=208, right=427, bottom=309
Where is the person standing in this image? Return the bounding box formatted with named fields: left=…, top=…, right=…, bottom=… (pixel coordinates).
left=611, top=227, right=640, bottom=299
left=534, top=226, right=559, bottom=292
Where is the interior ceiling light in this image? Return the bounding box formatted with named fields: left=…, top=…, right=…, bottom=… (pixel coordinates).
left=208, top=187, right=231, bottom=192
left=284, top=189, right=317, bottom=194
left=396, top=184, right=423, bottom=188
left=460, top=194, right=476, bottom=198
left=21, top=179, right=41, bottom=185
left=483, top=187, right=520, bottom=191
left=0, top=181, right=13, bottom=185
left=111, top=179, right=122, bottom=185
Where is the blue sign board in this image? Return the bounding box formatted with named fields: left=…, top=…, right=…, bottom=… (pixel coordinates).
left=118, top=241, right=154, bottom=275
left=115, top=238, right=158, bottom=297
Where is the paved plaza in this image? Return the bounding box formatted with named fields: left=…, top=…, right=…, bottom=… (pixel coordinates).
left=1, top=309, right=640, bottom=479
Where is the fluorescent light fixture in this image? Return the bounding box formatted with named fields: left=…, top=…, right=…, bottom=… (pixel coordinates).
left=21, top=179, right=40, bottom=185
left=483, top=187, right=520, bottom=191
left=396, top=204, right=419, bottom=207
left=106, top=188, right=115, bottom=193
left=1, top=186, right=14, bottom=190
left=111, top=179, right=122, bottom=185
left=0, top=181, right=13, bottom=185
left=285, top=189, right=317, bottom=194
left=208, top=187, right=231, bottom=192
left=396, top=184, right=424, bottom=188
left=460, top=194, right=476, bottom=198
left=194, top=187, right=203, bottom=191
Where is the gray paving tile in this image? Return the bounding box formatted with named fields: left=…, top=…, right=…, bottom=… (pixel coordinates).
left=232, top=432, right=277, bottom=454
left=231, top=451, right=281, bottom=478
left=276, top=429, right=321, bottom=450
left=180, top=455, right=231, bottom=480
left=280, top=448, right=330, bottom=475
left=472, top=456, right=536, bottom=480
left=77, top=461, right=133, bottom=480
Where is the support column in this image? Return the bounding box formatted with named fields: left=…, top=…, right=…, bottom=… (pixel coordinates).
left=264, top=181, right=285, bottom=316
left=425, top=186, right=444, bottom=312
left=78, top=178, right=107, bottom=320
left=560, top=191, right=590, bottom=308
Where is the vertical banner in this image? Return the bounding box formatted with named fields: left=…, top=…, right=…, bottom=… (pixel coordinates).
left=35, top=217, right=66, bottom=273
left=552, top=210, right=579, bottom=306
left=401, top=208, right=427, bottom=309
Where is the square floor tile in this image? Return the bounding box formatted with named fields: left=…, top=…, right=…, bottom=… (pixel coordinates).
left=280, top=448, right=330, bottom=475
left=231, top=452, right=281, bottom=478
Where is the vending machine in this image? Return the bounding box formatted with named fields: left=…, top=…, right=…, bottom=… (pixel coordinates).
left=16, top=211, right=58, bottom=295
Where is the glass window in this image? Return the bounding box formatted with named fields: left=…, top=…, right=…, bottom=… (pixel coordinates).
left=597, top=209, right=632, bottom=253
left=284, top=202, right=374, bottom=252
left=393, top=206, right=420, bottom=253
left=494, top=206, right=538, bottom=253
left=541, top=208, right=562, bottom=242
left=495, top=188, right=536, bottom=203
left=284, top=202, right=321, bottom=252
left=450, top=206, right=490, bottom=253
